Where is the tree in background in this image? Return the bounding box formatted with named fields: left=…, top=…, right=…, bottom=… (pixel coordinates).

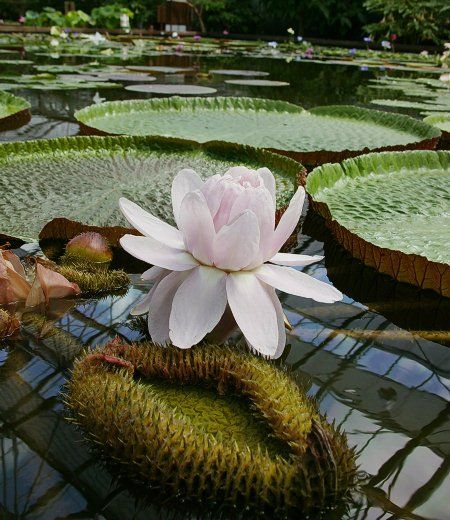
left=364, top=0, right=450, bottom=44
left=184, top=0, right=226, bottom=33
left=253, top=0, right=372, bottom=39
left=194, top=0, right=255, bottom=33
left=2, top=0, right=449, bottom=44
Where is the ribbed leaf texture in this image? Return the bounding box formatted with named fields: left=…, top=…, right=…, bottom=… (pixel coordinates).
left=0, top=135, right=301, bottom=242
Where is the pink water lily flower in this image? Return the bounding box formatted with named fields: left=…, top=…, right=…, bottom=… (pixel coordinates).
left=0, top=251, right=80, bottom=307
left=120, top=166, right=342, bottom=358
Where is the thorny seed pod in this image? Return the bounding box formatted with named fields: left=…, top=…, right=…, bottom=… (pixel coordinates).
left=67, top=340, right=357, bottom=518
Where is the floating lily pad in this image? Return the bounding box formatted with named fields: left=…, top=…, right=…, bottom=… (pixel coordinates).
left=225, top=79, right=290, bottom=87
left=210, top=69, right=269, bottom=77
left=423, top=114, right=450, bottom=134
left=0, top=90, right=30, bottom=131
left=28, top=81, right=122, bottom=91
left=307, top=151, right=450, bottom=297
left=75, top=97, right=440, bottom=165
left=57, top=74, right=111, bottom=82
left=126, top=65, right=194, bottom=74
left=424, top=114, right=450, bottom=148
left=34, top=64, right=85, bottom=74
left=67, top=341, right=356, bottom=516
left=124, top=84, right=217, bottom=95
left=371, top=98, right=450, bottom=112
left=0, top=135, right=302, bottom=243
left=0, top=59, right=33, bottom=65
left=95, top=72, right=156, bottom=82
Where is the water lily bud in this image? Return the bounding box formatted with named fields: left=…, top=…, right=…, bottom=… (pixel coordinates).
left=66, top=232, right=112, bottom=263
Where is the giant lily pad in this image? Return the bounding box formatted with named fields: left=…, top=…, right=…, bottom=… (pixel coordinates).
left=423, top=114, right=450, bottom=147
left=0, top=135, right=302, bottom=243
left=0, top=90, right=30, bottom=131
left=67, top=340, right=356, bottom=516
left=371, top=98, right=450, bottom=113
left=307, top=151, right=450, bottom=297
left=75, top=97, right=440, bottom=165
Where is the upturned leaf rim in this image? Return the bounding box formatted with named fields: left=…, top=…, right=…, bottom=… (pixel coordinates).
left=74, top=96, right=441, bottom=165
left=0, top=89, right=31, bottom=131
left=307, top=150, right=450, bottom=297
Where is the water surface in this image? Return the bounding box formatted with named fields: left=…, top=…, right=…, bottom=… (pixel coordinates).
left=0, top=50, right=449, bottom=520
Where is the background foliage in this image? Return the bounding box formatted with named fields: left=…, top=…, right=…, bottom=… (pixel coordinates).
left=0, top=0, right=448, bottom=43
left=364, top=0, right=450, bottom=44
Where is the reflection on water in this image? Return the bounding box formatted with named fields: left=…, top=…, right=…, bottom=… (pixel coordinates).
left=1, top=224, right=449, bottom=518
left=0, top=51, right=449, bottom=519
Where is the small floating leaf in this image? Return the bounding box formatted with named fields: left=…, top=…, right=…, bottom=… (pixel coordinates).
left=126, top=65, right=194, bottom=74
left=0, top=59, right=33, bottom=65
left=371, top=98, right=450, bottom=112
left=210, top=69, right=269, bottom=76
left=423, top=114, right=450, bottom=134
left=95, top=72, right=156, bottom=82
left=124, top=84, right=217, bottom=95
left=225, top=79, right=290, bottom=86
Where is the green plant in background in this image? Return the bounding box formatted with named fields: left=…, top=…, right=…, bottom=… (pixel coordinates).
left=24, top=4, right=133, bottom=29
left=127, top=0, right=158, bottom=29
left=25, top=7, right=92, bottom=28
left=90, top=4, right=134, bottom=30
left=257, top=0, right=371, bottom=40
left=64, top=10, right=93, bottom=28
left=25, top=7, right=66, bottom=27
left=364, top=0, right=450, bottom=44
left=12, top=0, right=449, bottom=43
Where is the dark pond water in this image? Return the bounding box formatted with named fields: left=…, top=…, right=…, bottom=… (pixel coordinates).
left=0, top=50, right=449, bottom=520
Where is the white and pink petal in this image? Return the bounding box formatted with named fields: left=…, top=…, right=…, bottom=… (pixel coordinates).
left=226, top=272, right=279, bottom=356
left=268, top=187, right=305, bottom=258
left=255, top=264, right=342, bottom=303
left=171, top=169, right=203, bottom=226
left=213, top=210, right=260, bottom=271
left=119, top=197, right=184, bottom=249
left=120, top=235, right=198, bottom=271
left=169, top=266, right=227, bottom=348
left=178, top=191, right=216, bottom=265
left=148, top=270, right=189, bottom=345
left=269, top=252, right=324, bottom=267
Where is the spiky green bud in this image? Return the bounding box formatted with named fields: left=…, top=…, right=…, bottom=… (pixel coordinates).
left=67, top=340, right=356, bottom=516
left=57, top=262, right=129, bottom=296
